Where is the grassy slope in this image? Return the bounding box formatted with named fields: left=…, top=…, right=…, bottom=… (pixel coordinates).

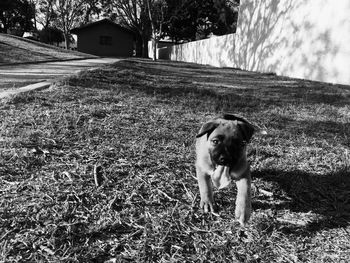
left=0, top=59, right=350, bottom=262
left=0, top=33, right=95, bottom=65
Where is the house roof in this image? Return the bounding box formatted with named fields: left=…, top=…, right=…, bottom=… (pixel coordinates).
left=70, top=19, right=134, bottom=36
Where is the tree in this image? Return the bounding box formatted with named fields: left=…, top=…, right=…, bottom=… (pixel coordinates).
left=52, top=0, right=85, bottom=49
left=39, top=26, right=64, bottom=45
left=37, top=0, right=88, bottom=30
left=36, top=0, right=127, bottom=50
left=36, top=0, right=57, bottom=29
left=102, top=0, right=152, bottom=57
left=102, top=0, right=174, bottom=58
left=211, top=0, right=239, bottom=35
left=0, top=0, right=35, bottom=34
left=163, top=0, right=239, bottom=42
left=163, top=0, right=191, bottom=42
left=147, top=0, right=167, bottom=60
left=81, top=0, right=102, bottom=24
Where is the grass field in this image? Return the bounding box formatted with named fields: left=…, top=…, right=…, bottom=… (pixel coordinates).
left=1, top=59, right=350, bottom=262
left=0, top=33, right=94, bottom=65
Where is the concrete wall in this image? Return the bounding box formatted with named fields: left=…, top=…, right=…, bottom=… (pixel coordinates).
left=77, top=23, right=134, bottom=57
left=157, top=34, right=235, bottom=67
left=234, top=0, right=350, bottom=85
left=157, top=0, right=350, bottom=85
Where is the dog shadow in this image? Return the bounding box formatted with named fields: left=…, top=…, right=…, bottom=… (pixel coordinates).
left=251, top=168, right=350, bottom=235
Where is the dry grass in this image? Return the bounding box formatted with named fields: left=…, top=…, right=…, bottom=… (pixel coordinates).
left=0, top=58, right=350, bottom=262
left=0, top=33, right=95, bottom=65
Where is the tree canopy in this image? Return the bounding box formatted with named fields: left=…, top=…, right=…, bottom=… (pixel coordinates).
left=0, top=0, right=35, bottom=35
left=164, top=0, right=239, bottom=42
left=100, top=0, right=239, bottom=56
left=1, top=0, right=239, bottom=54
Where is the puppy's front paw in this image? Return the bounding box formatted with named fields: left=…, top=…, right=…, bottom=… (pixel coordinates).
left=235, top=200, right=251, bottom=226
left=200, top=198, right=215, bottom=214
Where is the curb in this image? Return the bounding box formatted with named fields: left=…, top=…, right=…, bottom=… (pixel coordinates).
left=0, top=81, right=52, bottom=99
left=0, top=57, right=123, bottom=100
left=0, top=57, right=97, bottom=68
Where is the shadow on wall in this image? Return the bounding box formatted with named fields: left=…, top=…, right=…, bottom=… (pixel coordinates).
left=160, top=0, right=350, bottom=85
left=235, top=0, right=350, bottom=84
left=234, top=0, right=296, bottom=72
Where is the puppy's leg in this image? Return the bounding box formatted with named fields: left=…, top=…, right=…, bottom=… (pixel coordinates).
left=235, top=171, right=252, bottom=226
left=196, top=168, right=215, bottom=213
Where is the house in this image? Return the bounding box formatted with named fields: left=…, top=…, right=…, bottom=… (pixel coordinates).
left=71, top=19, right=135, bottom=57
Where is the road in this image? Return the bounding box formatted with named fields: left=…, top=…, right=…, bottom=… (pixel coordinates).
left=0, top=57, right=121, bottom=91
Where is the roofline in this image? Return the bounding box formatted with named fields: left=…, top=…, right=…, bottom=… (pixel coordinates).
left=70, top=19, right=134, bottom=35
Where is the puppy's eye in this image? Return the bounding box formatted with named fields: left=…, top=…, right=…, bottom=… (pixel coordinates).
left=211, top=139, right=220, bottom=145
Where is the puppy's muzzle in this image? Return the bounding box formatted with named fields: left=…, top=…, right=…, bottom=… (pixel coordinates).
left=217, top=156, right=230, bottom=166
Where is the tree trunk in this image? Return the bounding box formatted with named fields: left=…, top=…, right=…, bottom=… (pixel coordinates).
left=64, top=33, right=70, bottom=49
left=33, top=2, right=37, bottom=31
left=142, top=37, right=149, bottom=58
left=152, top=37, right=157, bottom=61
left=134, top=32, right=149, bottom=58
left=147, top=0, right=156, bottom=60
left=135, top=33, right=143, bottom=57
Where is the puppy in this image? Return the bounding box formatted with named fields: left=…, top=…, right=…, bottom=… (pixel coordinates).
left=195, top=114, right=256, bottom=226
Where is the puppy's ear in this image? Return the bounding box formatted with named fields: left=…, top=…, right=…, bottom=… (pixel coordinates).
left=222, top=113, right=256, bottom=143
left=222, top=113, right=248, bottom=124
left=223, top=113, right=267, bottom=141
left=196, top=121, right=219, bottom=139
left=237, top=121, right=255, bottom=143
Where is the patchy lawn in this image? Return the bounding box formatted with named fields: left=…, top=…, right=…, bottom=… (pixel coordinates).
left=0, top=33, right=95, bottom=65
left=0, top=59, right=349, bottom=262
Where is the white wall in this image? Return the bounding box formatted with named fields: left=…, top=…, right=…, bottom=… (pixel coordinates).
left=157, top=34, right=236, bottom=68
left=235, top=0, right=350, bottom=85
left=156, top=0, right=350, bottom=85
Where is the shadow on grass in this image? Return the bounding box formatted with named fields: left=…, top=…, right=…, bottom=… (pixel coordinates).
left=67, top=69, right=267, bottom=113
left=70, top=59, right=350, bottom=109
left=253, top=168, right=350, bottom=234
left=301, top=120, right=350, bottom=146
left=266, top=116, right=350, bottom=147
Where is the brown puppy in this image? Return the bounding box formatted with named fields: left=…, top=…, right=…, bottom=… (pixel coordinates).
left=195, top=114, right=256, bottom=226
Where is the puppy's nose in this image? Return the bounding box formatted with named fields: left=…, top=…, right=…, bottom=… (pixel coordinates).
left=219, top=156, right=227, bottom=163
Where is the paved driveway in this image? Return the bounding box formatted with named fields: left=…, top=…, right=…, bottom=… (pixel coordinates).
left=0, top=58, right=121, bottom=91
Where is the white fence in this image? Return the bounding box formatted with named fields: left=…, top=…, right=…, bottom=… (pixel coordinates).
left=155, top=0, right=350, bottom=85
left=156, top=34, right=235, bottom=68
left=234, top=0, right=350, bottom=85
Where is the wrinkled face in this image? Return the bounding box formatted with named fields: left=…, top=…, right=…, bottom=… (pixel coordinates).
left=207, top=122, right=246, bottom=167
